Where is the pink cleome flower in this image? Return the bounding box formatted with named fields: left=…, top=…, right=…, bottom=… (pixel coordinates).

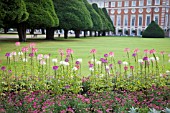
left=59, top=49, right=64, bottom=56
left=66, top=48, right=74, bottom=55
left=29, top=43, right=36, bottom=48
left=124, top=48, right=130, bottom=52
left=90, top=49, right=97, bottom=54
left=15, top=42, right=20, bottom=46
left=109, top=51, right=114, bottom=57
left=160, top=51, right=165, bottom=55
left=144, top=49, right=149, bottom=54
left=150, top=49, right=156, bottom=54
left=22, top=47, right=29, bottom=52
left=134, top=48, right=139, bottom=53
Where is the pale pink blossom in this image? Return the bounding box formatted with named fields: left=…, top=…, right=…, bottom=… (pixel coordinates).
left=134, top=48, right=139, bottom=53
left=66, top=48, right=74, bottom=55
left=124, top=48, right=130, bottom=52
left=11, top=52, right=17, bottom=56
left=37, top=54, right=43, bottom=60
left=40, top=60, right=46, bottom=65
left=109, top=51, right=114, bottom=57
left=90, top=49, right=96, bottom=54
left=44, top=54, right=50, bottom=59
left=160, top=51, right=165, bottom=55
left=29, top=43, right=36, bottom=48
left=150, top=49, right=156, bottom=54
left=144, top=49, right=149, bottom=54
left=15, top=42, right=20, bottom=46
left=22, top=47, right=29, bottom=52
left=58, top=49, right=64, bottom=56
left=32, top=48, right=38, bottom=53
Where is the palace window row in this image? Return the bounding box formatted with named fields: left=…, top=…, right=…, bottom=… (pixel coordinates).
left=111, top=15, right=160, bottom=27
left=110, top=7, right=163, bottom=14
left=108, top=0, right=160, bottom=7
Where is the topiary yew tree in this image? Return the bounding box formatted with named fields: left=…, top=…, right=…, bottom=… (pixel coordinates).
left=0, top=0, right=29, bottom=41
left=25, top=0, right=59, bottom=40
left=53, top=0, right=93, bottom=38
left=142, top=21, right=165, bottom=38
left=83, top=0, right=102, bottom=37
left=92, top=3, right=110, bottom=36
left=102, top=8, right=115, bottom=36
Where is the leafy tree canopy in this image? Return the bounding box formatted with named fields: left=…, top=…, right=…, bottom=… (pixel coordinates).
left=0, top=0, right=29, bottom=26
left=53, top=0, right=93, bottom=30
left=83, top=0, right=102, bottom=31
left=25, top=0, right=59, bottom=28
left=102, top=8, right=114, bottom=31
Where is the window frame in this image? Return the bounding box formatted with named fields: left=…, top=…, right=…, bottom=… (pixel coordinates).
left=111, top=2, right=115, bottom=7
left=124, top=1, right=129, bottom=7
left=117, top=1, right=122, bottom=7
left=124, top=15, right=128, bottom=26
left=117, top=15, right=121, bottom=26
left=131, top=15, right=136, bottom=26
left=132, top=1, right=136, bottom=6
left=105, top=2, right=109, bottom=7
left=154, top=14, right=159, bottom=24
left=138, top=15, right=143, bottom=26
left=146, top=15, right=151, bottom=26
left=139, top=0, right=144, bottom=6
left=147, top=0, right=152, bottom=5
left=155, top=0, right=160, bottom=5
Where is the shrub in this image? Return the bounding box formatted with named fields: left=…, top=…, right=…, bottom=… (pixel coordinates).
left=125, top=30, right=129, bottom=35
left=132, top=30, right=136, bottom=34
left=142, top=21, right=165, bottom=38
left=118, top=29, right=122, bottom=33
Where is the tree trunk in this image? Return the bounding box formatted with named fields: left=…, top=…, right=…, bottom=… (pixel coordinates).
left=98, top=31, right=101, bottom=36
left=75, top=30, right=80, bottom=38
left=64, top=30, right=68, bottom=39
left=30, top=28, right=34, bottom=34
left=90, top=31, right=92, bottom=37
left=84, top=30, right=87, bottom=37
left=102, top=31, right=106, bottom=36
left=46, top=27, right=54, bottom=40
left=94, top=31, right=97, bottom=37
left=41, top=28, right=45, bottom=34
left=4, top=27, right=8, bottom=34
left=17, top=23, right=26, bottom=42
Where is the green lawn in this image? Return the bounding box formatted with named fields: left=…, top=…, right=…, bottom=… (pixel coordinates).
left=0, top=36, right=170, bottom=75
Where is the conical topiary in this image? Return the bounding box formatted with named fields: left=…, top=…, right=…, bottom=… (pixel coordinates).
left=142, top=21, right=165, bottom=38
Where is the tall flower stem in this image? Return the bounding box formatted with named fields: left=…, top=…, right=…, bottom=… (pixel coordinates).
left=153, top=54, right=159, bottom=76
left=144, top=61, right=147, bottom=86
left=127, top=52, right=131, bottom=66
left=93, top=54, right=96, bottom=73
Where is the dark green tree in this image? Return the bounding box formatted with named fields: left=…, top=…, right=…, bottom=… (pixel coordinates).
left=0, top=0, right=29, bottom=41
left=83, top=0, right=102, bottom=37
left=53, top=0, right=93, bottom=38
left=0, top=3, right=5, bottom=27
left=142, top=21, right=165, bottom=38
left=92, top=3, right=109, bottom=36
left=25, top=0, right=59, bottom=40
left=102, top=8, right=115, bottom=36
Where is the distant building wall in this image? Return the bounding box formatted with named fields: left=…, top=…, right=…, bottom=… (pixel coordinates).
left=88, top=0, right=170, bottom=37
